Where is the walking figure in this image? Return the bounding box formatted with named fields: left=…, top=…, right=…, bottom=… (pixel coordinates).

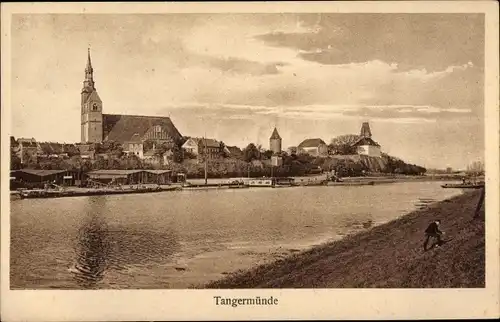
left=423, top=220, right=444, bottom=251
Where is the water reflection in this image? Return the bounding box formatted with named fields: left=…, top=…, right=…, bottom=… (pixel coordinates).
left=70, top=197, right=183, bottom=288
left=70, top=197, right=110, bottom=288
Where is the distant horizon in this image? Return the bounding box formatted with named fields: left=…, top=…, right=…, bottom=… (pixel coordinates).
left=10, top=13, right=485, bottom=169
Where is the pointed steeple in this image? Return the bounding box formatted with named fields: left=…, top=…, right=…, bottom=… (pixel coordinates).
left=360, top=122, right=372, bottom=138
left=86, top=47, right=93, bottom=73
left=269, top=127, right=282, bottom=154
left=270, top=127, right=281, bottom=140
left=82, top=47, right=95, bottom=93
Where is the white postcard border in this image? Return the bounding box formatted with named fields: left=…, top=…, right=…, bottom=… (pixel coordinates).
left=1, top=2, right=499, bottom=321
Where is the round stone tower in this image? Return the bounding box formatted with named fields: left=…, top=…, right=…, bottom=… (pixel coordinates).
left=269, top=127, right=282, bottom=154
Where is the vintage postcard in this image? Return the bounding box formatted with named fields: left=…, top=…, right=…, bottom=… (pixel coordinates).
left=1, top=1, right=499, bottom=321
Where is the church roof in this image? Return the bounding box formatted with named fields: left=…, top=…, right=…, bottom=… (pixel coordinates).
left=102, top=114, right=183, bottom=144
left=85, top=90, right=102, bottom=104
left=298, top=138, right=326, bottom=148
left=270, top=127, right=281, bottom=140
left=352, top=137, right=380, bottom=147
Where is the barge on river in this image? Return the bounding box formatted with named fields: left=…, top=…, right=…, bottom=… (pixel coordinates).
left=17, top=185, right=179, bottom=199
left=247, top=177, right=295, bottom=188
left=181, top=182, right=249, bottom=190
left=441, top=183, right=485, bottom=189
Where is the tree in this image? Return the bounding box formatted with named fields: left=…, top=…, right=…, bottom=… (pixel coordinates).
left=466, top=160, right=485, bottom=176
left=93, top=157, right=109, bottom=170
left=121, top=154, right=143, bottom=169
left=242, top=143, right=261, bottom=162
left=262, top=150, right=273, bottom=160
left=329, top=134, right=360, bottom=155
left=183, top=148, right=197, bottom=160
left=170, top=144, right=184, bottom=163
left=11, top=154, right=22, bottom=170
left=218, top=142, right=229, bottom=159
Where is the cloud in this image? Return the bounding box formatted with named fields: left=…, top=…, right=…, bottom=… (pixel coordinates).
left=342, top=105, right=473, bottom=121
left=174, top=57, right=482, bottom=117
left=369, top=117, right=437, bottom=124
left=403, top=62, right=474, bottom=81
left=255, top=14, right=484, bottom=72
left=158, top=103, right=472, bottom=124
left=206, top=56, right=286, bottom=75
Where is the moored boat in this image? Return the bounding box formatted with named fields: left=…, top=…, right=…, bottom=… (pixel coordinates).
left=18, top=185, right=170, bottom=199
left=441, top=183, right=484, bottom=189
left=246, top=177, right=295, bottom=188
left=326, top=181, right=375, bottom=186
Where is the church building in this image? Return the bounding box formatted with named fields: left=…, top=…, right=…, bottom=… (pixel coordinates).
left=80, top=49, right=183, bottom=157
left=352, top=122, right=382, bottom=157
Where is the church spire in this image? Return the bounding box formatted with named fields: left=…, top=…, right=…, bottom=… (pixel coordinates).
left=83, top=47, right=95, bottom=92
left=86, top=47, right=93, bottom=73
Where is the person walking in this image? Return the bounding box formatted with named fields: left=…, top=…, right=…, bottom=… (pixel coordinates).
left=423, top=220, right=444, bottom=251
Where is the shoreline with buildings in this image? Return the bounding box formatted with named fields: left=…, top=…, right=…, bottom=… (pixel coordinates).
left=10, top=172, right=478, bottom=200
left=10, top=49, right=484, bottom=201
left=202, top=190, right=485, bottom=288
left=11, top=49, right=442, bottom=189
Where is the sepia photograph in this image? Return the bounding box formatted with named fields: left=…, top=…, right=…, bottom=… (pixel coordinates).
left=1, top=1, right=499, bottom=321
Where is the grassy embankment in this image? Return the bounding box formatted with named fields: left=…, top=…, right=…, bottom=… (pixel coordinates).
left=204, top=190, right=485, bottom=288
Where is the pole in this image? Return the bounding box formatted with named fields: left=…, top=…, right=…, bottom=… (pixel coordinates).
left=204, top=136, right=208, bottom=185
left=474, top=186, right=485, bottom=218
left=203, top=117, right=208, bottom=186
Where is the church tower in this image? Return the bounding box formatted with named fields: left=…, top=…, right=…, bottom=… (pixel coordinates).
left=269, top=127, right=282, bottom=154
left=81, top=48, right=103, bottom=143
left=360, top=122, right=372, bottom=138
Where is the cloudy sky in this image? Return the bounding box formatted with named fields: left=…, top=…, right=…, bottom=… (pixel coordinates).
left=11, top=13, right=484, bottom=169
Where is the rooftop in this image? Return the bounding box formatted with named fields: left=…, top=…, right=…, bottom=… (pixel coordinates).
left=270, top=127, right=282, bottom=140
left=14, top=169, right=67, bottom=176
left=298, top=138, right=326, bottom=148
left=87, top=169, right=144, bottom=175
left=185, top=137, right=223, bottom=148
left=103, top=114, right=183, bottom=144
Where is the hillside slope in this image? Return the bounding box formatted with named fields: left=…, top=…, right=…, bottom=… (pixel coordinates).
left=205, top=191, right=485, bottom=288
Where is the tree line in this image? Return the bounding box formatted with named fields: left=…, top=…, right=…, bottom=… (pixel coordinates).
left=11, top=137, right=427, bottom=177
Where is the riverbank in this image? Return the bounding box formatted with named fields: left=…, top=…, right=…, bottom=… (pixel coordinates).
left=204, top=190, right=485, bottom=288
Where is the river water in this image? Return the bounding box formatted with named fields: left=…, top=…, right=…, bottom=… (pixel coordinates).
left=10, top=181, right=461, bottom=289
